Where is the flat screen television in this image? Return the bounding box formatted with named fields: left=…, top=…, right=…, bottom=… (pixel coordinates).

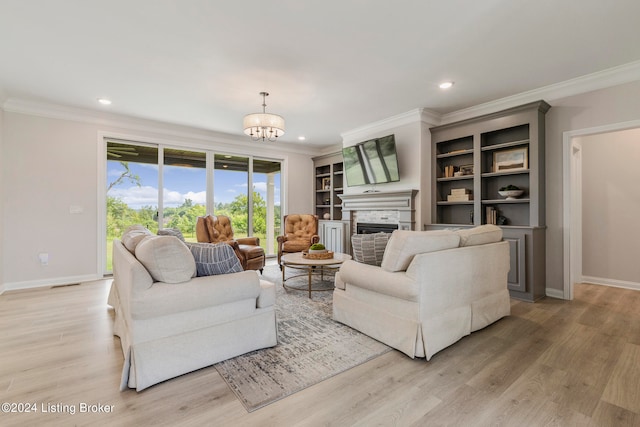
left=342, top=134, right=400, bottom=187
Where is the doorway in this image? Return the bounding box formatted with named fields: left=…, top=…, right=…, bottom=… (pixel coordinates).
left=563, top=120, right=640, bottom=299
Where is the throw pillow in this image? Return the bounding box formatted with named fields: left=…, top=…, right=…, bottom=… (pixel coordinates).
left=121, top=226, right=153, bottom=253
left=381, top=230, right=460, bottom=272
left=351, top=232, right=390, bottom=266
left=157, top=228, right=186, bottom=242
left=456, top=224, right=503, bottom=247
left=135, top=235, right=197, bottom=283
left=186, top=242, right=243, bottom=277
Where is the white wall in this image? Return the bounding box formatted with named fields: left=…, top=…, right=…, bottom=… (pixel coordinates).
left=1, top=107, right=316, bottom=291
left=4, top=113, right=99, bottom=287
left=0, top=107, right=4, bottom=294
left=545, top=80, right=640, bottom=293
left=578, top=128, right=640, bottom=285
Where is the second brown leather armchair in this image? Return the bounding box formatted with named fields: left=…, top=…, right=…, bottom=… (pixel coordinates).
left=276, top=214, right=320, bottom=266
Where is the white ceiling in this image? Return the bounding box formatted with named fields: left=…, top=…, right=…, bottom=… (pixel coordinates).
left=1, top=0, right=640, bottom=146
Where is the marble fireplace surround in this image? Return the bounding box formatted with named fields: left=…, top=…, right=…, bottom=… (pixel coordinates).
left=339, top=190, right=418, bottom=236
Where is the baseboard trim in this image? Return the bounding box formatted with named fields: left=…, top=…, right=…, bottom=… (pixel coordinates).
left=1, top=274, right=101, bottom=294
left=545, top=288, right=565, bottom=300
left=582, top=276, right=640, bottom=292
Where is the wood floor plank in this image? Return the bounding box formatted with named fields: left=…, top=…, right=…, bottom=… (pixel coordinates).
left=602, top=343, right=640, bottom=414
left=464, top=333, right=552, bottom=396
left=0, top=281, right=638, bottom=426
left=537, top=323, right=626, bottom=417
left=473, top=362, right=591, bottom=426
left=590, top=400, right=640, bottom=427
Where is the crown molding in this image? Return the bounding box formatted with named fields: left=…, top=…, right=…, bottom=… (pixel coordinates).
left=1, top=98, right=322, bottom=156
left=440, top=60, right=640, bottom=125
left=315, top=143, right=344, bottom=157
left=341, top=108, right=442, bottom=143
left=419, top=108, right=442, bottom=127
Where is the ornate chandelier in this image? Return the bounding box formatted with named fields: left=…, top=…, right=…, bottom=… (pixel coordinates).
left=243, top=92, right=285, bottom=142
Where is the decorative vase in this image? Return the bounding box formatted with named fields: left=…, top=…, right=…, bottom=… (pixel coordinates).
left=498, top=190, right=524, bottom=200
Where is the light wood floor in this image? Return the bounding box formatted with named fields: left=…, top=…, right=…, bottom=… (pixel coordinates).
left=1, top=281, right=639, bottom=427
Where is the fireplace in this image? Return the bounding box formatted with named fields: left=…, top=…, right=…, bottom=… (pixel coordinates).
left=357, top=223, right=398, bottom=234
left=339, top=190, right=418, bottom=233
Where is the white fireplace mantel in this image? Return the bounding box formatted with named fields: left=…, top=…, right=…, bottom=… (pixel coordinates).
left=339, top=190, right=418, bottom=232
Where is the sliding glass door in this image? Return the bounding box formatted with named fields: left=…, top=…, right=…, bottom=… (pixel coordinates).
left=106, top=141, right=159, bottom=271
left=104, top=140, right=283, bottom=272
left=213, top=154, right=250, bottom=235
left=162, top=148, right=207, bottom=241
left=253, top=158, right=282, bottom=256
left=211, top=154, right=282, bottom=256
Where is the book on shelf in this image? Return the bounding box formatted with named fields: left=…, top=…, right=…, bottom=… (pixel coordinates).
left=485, top=207, right=497, bottom=225
left=443, top=165, right=456, bottom=178
left=447, top=194, right=473, bottom=202
left=451, top=188, right=470, bottom=196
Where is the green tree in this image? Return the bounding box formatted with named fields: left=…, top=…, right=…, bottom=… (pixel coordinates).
left=107, top=161, right=141, bottom=192
left=134, top=205, right=158, bottom=233
left=165, top=199, right=206, bottom=238
left=107, top=161, right=147, bottom=237
left=227, top=191, right=267, bottom=235
left=106, top=196, right=131, bottom=238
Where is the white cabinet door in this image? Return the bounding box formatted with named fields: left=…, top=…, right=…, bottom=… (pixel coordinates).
left=319, top=221, right=346, bottom=253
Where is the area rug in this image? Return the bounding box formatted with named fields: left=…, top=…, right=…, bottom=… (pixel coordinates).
left=214, top=264, right=391, bottom=412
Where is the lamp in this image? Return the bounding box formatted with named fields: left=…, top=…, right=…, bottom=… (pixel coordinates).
left=243, top=92, right=285, bottom=142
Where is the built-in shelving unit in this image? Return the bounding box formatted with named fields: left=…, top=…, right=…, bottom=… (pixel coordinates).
left=428, top=100, right=550, bottom=302
left=313, top=152, right=347, bottom=253
left=313, top=152, right=344, bottom=221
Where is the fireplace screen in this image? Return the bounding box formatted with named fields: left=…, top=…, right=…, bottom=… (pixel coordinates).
left=356, top=223, right=398, bottom=234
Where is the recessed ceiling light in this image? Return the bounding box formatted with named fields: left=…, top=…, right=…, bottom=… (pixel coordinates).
left=439, top=81, right=454, bottom=89
left=97, top=98, right=112, bottom=105
left=298, top=136, right=306, bottom=141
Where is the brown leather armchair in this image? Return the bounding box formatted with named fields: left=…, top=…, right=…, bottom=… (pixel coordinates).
left=277, top=214, right=320, bottom=266
left=196, top=215, right=266, bottom=273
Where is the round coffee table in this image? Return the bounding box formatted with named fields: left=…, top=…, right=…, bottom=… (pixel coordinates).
left=280, top=252, right=352, bottom=298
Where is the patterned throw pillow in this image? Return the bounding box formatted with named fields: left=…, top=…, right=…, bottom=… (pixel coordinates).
left=351, top=232, right=391, bottom=266
left=186, top=242, right=243, bottom=277
left=157, top=228, right=186, bottom=242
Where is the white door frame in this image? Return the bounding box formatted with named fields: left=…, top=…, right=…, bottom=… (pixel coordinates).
left=562, top=119, right=640, bottom=299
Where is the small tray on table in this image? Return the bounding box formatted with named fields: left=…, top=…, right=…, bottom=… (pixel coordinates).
left=302, top=250, right=334, bottom=260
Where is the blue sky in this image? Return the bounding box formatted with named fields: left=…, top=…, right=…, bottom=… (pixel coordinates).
left=107, top=161, right=280, bottom=209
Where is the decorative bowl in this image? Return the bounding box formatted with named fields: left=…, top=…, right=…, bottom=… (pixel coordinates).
left=498, top=190, right=524, bottom=200
left=302, top=250, right=334, bottom=260
left=308, top=248, right=328, bottom=254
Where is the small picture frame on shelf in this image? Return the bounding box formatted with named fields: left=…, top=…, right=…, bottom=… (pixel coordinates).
left=493, top=147, right=528, bottom=172
left=459, top=164, right=474, bottom=175
left=322, top=177, right=331, bottom=190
